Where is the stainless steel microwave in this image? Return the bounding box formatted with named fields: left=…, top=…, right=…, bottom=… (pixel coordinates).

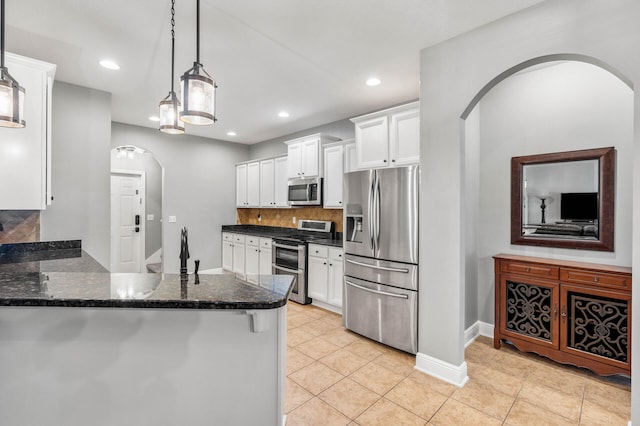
left=288, top=177, right=322, bottom=206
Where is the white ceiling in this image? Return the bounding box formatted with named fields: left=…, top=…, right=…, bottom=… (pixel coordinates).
left=5, top=0, right=543, bottom=144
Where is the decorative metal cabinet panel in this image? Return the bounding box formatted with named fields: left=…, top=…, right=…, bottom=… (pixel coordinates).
left=494, top=254, right=631, bottom=376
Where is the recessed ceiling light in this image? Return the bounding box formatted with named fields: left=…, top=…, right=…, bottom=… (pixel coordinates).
left=278, top=111, right=290, bottom=118
left=148, top=115, right=160, bottom=122
left=227, top=131, right=237, bottom=136
left=366, top=77, right=381, bottom=87
left=99, top=59, right=120, bottom=70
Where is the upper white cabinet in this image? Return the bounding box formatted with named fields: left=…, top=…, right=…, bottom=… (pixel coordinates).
left=259, top=156, right=288, bottom=208
left=273, top=156, right=289, bottom=207
left=236, top=161, right=260, bottom=207
left=259, top=159, right=275, bottom=207
left=344, top=142, right=356, bottom=173
left=286, top=133, right=340, bottom=178
left=323, top=142, right=345, bottom=209
left=351, top=101, right=419, bottom=169
left=0, top=53, right=56, bottom=210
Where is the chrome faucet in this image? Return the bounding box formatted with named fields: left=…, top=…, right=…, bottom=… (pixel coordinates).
left=179, top=227, right=189, bottom=275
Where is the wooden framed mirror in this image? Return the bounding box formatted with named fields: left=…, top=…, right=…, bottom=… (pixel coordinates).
left=511, top=147, right=615, bottom=251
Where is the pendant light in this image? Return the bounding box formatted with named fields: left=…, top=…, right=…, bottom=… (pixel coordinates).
left=159, top=0, right=184, bottom=134
left=179, top=0, right=216, bottom=125
left=0, top=0, right=25, bottom=128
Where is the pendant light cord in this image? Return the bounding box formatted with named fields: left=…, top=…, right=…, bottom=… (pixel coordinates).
left=196, top=0, right=200, bottom=64
left=170, top=0, right=176, bottom=92
left=1, top=0, right=5, bottom=70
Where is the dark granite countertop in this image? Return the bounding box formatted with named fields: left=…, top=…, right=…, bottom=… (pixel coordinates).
left=222, top=224, right=343, bottom=247
left=0, top=241, right=294, bottom=310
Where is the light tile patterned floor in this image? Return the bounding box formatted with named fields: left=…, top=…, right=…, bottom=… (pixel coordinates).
left=284, top=302, right=631, bottom=426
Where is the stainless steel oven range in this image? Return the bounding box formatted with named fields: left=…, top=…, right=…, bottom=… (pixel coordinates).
left=272, top=220, right=333, bottom=304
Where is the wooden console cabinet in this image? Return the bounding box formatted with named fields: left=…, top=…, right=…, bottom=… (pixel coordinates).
left=494, top=254, right=631, bottom=376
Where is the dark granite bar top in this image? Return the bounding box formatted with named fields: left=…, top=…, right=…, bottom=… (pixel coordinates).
left=222, top=225, right=343, bottom=247
left=0, top=240, right=294, bottom=310
left=0, top=272, right=294, bottom=310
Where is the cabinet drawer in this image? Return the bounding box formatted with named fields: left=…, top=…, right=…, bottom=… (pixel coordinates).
left=308, top=244, right=328, bottom=258
left=223, top=233, right=233, bottom=242
left=245, top=235, right=259, bottom=246
left=329, top=248, right=343, bottom=262
left=560, top=269, right=630, bottom=290
left=260, top=238, right=272, bottom=249
left=500, top=261, right=559, bottom=279
left=233, top=235, right=245, bottom=244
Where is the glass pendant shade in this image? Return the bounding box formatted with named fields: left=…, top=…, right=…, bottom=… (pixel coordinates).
left=0, top=76, right=25, bottom=128
left=159, top=92, right=184, bottom=134
left=179, top=62, right=216, bottom=125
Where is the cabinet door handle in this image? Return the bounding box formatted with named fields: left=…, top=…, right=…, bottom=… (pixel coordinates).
left=553, top=304, right=558, bottom=320
left=525, top=267, right=530, bottom=272
left=561, top=305, right=567, bottom=323
left=593, top=276, right=599, bottom=282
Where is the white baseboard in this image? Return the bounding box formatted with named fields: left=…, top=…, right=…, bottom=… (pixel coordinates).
left=414, top=352, right=469, bottom=388
left=464, top=320, right=494, bottom=347
left=311, top=300, right=342, bottom=315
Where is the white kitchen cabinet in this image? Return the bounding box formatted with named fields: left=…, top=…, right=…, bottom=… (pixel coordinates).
left=246, top=162, right=260, bottom=207
left=0, top=53, right=56, bottom=210
left=232, top=234, right=246, bottom=279
left=344, top=142, right=357, bottom=173
left=236, top=164, right=248, bottom=207
left=285, top=133, right=340, bottom=179
left=259, top=238, right=273, bottom=275
left=259, top=156, right=288, bottom=208
left=259, top=159, right=275, bottom=207
left=351, top=101, right=419, bottom=169
left=245, top=235, right=260, bottom=284
left=327, top=248, right=344, bottom=307
left=273, top=156, right=289, bottom=207
left=236, top=161, right=260, bottom=207
left=222, top=233, right=234, bottom=271
left=323, top=143, right=344, bottom=209
left=307, top=244, right=343, bottom=313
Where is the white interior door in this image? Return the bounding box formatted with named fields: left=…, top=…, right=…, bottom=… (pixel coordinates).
left=111, top=172, right=144, bottom=272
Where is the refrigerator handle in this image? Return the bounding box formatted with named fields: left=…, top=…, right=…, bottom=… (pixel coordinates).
left=368, top=172, right=376, bottom=254
left=374, top=171, right=381, bottom=254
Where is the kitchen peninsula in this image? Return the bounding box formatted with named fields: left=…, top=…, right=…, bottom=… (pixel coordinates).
left=0, top=241, right=293, bottom=426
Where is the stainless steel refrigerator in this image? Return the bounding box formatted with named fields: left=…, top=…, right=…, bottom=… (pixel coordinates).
left=343, top=165, right=419, bottom=354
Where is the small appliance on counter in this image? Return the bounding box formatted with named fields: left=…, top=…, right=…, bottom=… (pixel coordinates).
left=343, top=165, right=419, bottom=354
left=271, top=220, right=334, bottom=304
left=287, top=177, right=322, bottom=206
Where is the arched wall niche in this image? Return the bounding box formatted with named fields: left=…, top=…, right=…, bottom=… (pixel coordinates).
left=460, top=55, right=634, bottom=351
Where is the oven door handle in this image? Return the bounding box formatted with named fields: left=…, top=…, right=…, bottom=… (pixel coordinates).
left=346, top=258, right=409, bottom=273
left=345, top=280, right=409, bottom=299
left=273, top=243, right=305, bottom=251
left=272, top=264, right=303, bottom=274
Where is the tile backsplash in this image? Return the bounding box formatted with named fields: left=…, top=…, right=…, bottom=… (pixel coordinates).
left=0, top=210, right=41, bottom=244
left=236, top=208, right=343, bottom=232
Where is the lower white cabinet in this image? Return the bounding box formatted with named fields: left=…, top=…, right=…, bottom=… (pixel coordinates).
left=222, top=233, right=272, bottom=283
left=245, top=236, right=260, bottom=283
left=259, top=238, right=273, bottom=275
left=307, top=244, right=344, bottom=313
left=232, top=234, right=246, bottom=279
left=222, top=233, right=234, bottom=271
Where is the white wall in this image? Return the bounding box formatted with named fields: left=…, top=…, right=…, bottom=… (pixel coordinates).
left=111, top=123, right=249, bottom=273
left=418, top=2, right=639, bottom=409
left=41, top=82, right=112, bottom=269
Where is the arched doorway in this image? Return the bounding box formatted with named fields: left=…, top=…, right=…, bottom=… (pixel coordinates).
left=461, top=56, right=633, bottom=351
left=110, top=145, right=165, bottom=273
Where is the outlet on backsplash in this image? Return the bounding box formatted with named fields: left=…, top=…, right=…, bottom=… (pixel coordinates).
left=236, top=208, right=343, bottom=232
